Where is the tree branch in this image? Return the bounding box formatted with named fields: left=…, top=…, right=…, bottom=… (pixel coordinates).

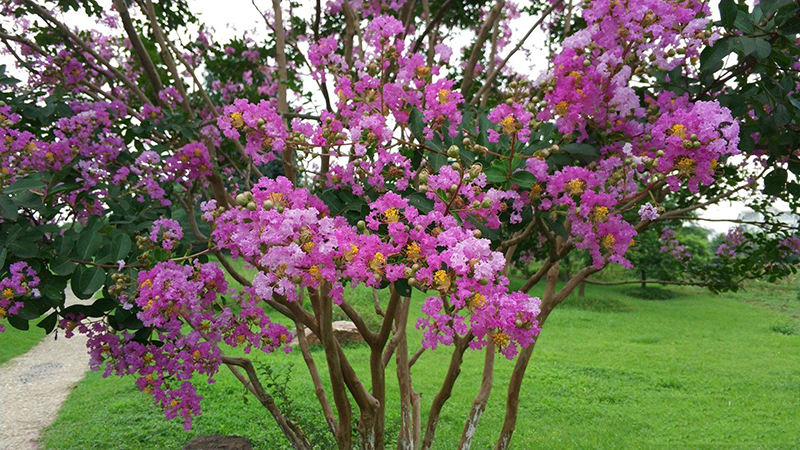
left=470, top=0, right=563, bottom=106
left=461, top=0, right=506, bottom=98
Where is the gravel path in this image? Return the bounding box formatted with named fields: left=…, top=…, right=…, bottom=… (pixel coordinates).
left=0, top=292, right=91, bottom=450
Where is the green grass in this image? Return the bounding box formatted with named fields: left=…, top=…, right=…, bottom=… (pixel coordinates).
left=0, top=323, right=45, bottom=366
left=42, top=281, right=800, bottom=449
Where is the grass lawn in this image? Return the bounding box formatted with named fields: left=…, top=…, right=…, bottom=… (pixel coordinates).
left=0, top=323, right=45, bottom=366
left=41, top=278, right=800, bottom=449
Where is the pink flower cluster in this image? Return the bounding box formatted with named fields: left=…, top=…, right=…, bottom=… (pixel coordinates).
left=0, top=262, right=40, bottom=333
left=150, top=219, right=184, bottom=251
left=210, top=176, right=541, bottom=359
left=218, top=99, right=288, bottom=165
left=166, top=142, right=213, bottom=181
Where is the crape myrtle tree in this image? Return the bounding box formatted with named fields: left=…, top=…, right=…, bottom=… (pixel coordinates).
left=1, top=0, right=799, bottom=448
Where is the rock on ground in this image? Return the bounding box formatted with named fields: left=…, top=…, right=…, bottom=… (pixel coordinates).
left=0, top=291, right=90, bottom=450
left=289, top=320, right=364, bottom=347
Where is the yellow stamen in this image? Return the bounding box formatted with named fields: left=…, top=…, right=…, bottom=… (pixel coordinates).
left=433, top=270, right=451, bottom=291
left=529, top=184, right=543, bottom=199
left=592, top=206, right=609, bottom=222
left=370, top=253, right=386, bottom=274
left=438, top=89, right=450, bottom=105
left=601, top=234, right=616, bottom=250
left=501, top=115, right=517, bottom=134
left=469, top=293, right=486, bottom=311
left=670, top=124, right=687, bottom=138
left=309, top=265, right=322, bottom=280
left=405, top=242, right=422, bottom=262
left=1, top=288, right=13, bottom=299
left=565, top=179, right=586, bottom=195
left=491, top=331, right=510, bottom=348
left=384, top=208, right=400, bottom=223
left=344, top=244, right=359, bottom=262
left=230, top=112, right=244, bottom=128
left=676, top=156, right=696, bottom=175
left=555, top=101, right=569, bottom=116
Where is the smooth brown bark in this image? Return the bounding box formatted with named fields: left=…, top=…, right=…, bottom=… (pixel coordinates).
left=457, top=342, right=495, bottom=450
left=421, top=332, right=473, bottom=449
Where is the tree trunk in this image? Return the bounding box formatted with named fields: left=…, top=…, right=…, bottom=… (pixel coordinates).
left=578, top=280, right=585, bottom=298
left=641, top=269, right=647, bottom=290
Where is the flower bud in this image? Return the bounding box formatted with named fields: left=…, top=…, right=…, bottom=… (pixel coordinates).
left=235, top=193, right=249, bottom=206
left=473, top=229, right=482, bottom=239
left=481, top=197, right=492, bottom=208
left=447, top=145, right=460, bottom=158
left=263, top=200, right=274, bottom=210
left=357, top=220, right=366, bottom=229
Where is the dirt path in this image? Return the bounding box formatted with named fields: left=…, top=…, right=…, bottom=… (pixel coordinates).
left=0, top=292, right=90, bottom=449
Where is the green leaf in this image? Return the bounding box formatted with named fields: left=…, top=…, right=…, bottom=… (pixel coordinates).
left=700, top=38, right=731, bottom=73
left=734, top=11, right=753, bottom=34
left=51, top=257, right=77, bottom=276
left=394, top=279, right=411, bottom=297
left=109, top=234, right=132, bottom=262
left=92, top=297, right=118, bottom=312
left=752, top=38, right=771, bottom=61
left=409, top=108, right=425, bottom=143
left=8, top=239, right=37, bottom=258
left=509, top=171, right=537, bottom=188
left=561, top=143, right=599, bottom=162
left=3, top=177, right=44, bottom=194
left=36, top=312, right=58, bottom=334
left=76, top=231, right=102, bottom=261
left=71, top=265, right=106, bottom=300
left=0, top=248, right=6, bottom=269
left=485, top=164, right=508, bottom=183
left=719, top=0, right=737, bottom=28
left=7, top=316, right=29, bottom=331
left=0, top=197, right=17, bottom=221
left=764, top=168, right=788, bottom=196
left=773, top=104, right=790, bottom=127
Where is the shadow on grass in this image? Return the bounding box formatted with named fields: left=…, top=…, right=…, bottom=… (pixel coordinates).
left=622, top=286, right=681, bottom=301
left=560, top=294, right=633, bottom=313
